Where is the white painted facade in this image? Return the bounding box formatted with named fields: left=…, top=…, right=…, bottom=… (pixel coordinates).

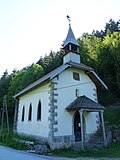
left=52, top=68, right=99, bottom=137
left=63, top=52, right=80, bottom=64
left=17, top=67, right=99, bottom=139
left=17, top=83, right=50, bottom=138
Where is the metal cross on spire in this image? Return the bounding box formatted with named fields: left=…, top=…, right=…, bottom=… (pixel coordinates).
left=66, top=15, right=71, bottom=26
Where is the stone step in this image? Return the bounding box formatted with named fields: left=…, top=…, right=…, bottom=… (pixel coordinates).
left=84, top=142, right=104, bottom=149
left=71, top=142, right=82, bottom=150
left=88, top=140, right=104, bottom=144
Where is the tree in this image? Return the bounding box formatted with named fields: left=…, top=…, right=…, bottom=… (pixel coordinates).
left=105, top=19, right=120, bottom=35
left=7, top=64, right=44, bottom=118
left=98, top=32, right=120, bottom=100
left=0, top=70, right=14, bottom=100
left=78, top=34, right=102, bottom=70
left=93, top=19, right=120, bottom=38
left=78, top=31, right=120, bottom=104
left=37, top=50, right=64, bottom=74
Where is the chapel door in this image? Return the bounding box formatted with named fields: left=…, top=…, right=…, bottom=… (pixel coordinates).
left=74, top=112, right=81, bottom=141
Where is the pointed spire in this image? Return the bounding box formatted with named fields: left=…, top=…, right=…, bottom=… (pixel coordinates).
left=63, top=17, right=80, bottom=64
left=63, top=23, right=79, bottom=48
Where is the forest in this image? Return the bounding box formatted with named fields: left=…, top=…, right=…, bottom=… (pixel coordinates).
left=0, top=18, right=120, bottom=123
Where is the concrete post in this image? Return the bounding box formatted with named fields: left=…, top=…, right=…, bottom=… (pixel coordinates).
left=100, top=110, right=107, bottom=147
left=79, top=110, right=84, bottom=150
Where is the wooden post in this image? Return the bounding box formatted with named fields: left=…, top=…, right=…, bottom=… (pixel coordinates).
left=0, top=95, right=10, bottom=142
left=79, top=110, right=84, bottom=150
left=100, top=110, right=107, bottom=147
left=13, top=99, right=18, bottom=132
left=0, top=98, right=4, bottom=142
left=4, top=95, right=10, bottom=138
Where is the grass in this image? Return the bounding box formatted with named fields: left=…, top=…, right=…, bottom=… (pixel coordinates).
left=52, top=143, right=120, bottom=158
left=104, top=107, right=120, bottom=127
left=0, top=129, right=37, bottom=150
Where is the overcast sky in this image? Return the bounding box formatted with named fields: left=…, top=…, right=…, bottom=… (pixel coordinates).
left=0, top=0, right=120, bottom=77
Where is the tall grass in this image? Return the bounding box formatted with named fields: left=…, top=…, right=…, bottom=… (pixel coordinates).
left=0, top=129, right=34, bottom=150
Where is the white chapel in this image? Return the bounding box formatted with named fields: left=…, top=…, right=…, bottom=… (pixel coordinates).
left=13, top=22, right=108, bottom=149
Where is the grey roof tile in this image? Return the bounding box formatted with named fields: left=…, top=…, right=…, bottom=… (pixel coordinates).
left=63, top=25, right=79, bottom=47
left=66, top=95, right=104, bottom=111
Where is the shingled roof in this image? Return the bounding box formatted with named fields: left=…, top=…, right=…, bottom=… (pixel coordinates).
left=14, top=62, right=107, bottom=98
left=63, top=25, right=80, bottom=47
left=66, top=95, right=104, bottom=111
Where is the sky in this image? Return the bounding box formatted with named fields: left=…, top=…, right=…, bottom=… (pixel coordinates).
left=0, top=0, right=120, bottom=77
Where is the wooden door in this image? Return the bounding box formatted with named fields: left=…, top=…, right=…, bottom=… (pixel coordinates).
left=74, top=112, right=81, bottom=141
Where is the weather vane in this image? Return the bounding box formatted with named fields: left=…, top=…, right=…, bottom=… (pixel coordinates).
left=67, top=15, right=71, bottom=25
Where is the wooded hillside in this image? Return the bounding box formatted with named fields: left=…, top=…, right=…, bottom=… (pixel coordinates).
left=0, top=18, right=120, bottom=122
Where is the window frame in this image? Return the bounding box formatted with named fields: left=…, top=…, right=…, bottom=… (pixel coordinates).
left=73, top=72, right=80, bottom=81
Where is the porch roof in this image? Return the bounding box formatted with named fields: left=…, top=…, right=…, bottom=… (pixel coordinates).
left=66, top=95, right=104, bottom=111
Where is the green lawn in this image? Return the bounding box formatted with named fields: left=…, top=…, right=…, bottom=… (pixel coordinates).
left=104, top=107, right=120, bottom=127
left=52, top=143, right=120, bottom=158
left=0, top=130, right=36, bottom=150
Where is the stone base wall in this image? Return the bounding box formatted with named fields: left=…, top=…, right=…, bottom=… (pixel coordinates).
left=17, top=131, right=112, bottom=150
left=49, top=135, right=75, bottom=149
left=17, top=132, right=76, bottom=149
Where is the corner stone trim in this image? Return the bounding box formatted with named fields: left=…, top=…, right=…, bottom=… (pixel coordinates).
left=48, top=82, right=58, bottom=141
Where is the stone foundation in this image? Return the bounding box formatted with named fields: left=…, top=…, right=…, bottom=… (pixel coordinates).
left=17, top=129, right=112, bottom=150
left=49, top=135, right=75, bottom=149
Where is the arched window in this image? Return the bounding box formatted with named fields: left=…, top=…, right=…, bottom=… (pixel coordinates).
left=21, top=106, right=25, bottom=122
left=37, top=100, right=41, bottom=120
left=28, top=103, right=32, bottom=121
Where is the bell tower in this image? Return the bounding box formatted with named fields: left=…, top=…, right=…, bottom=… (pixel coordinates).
left=63, top=16, right=80, bottom=64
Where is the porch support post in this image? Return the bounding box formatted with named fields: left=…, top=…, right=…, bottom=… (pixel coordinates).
left=100, top=110, right=107, bottom=147
left=79, top=110, right=84, bottom=150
